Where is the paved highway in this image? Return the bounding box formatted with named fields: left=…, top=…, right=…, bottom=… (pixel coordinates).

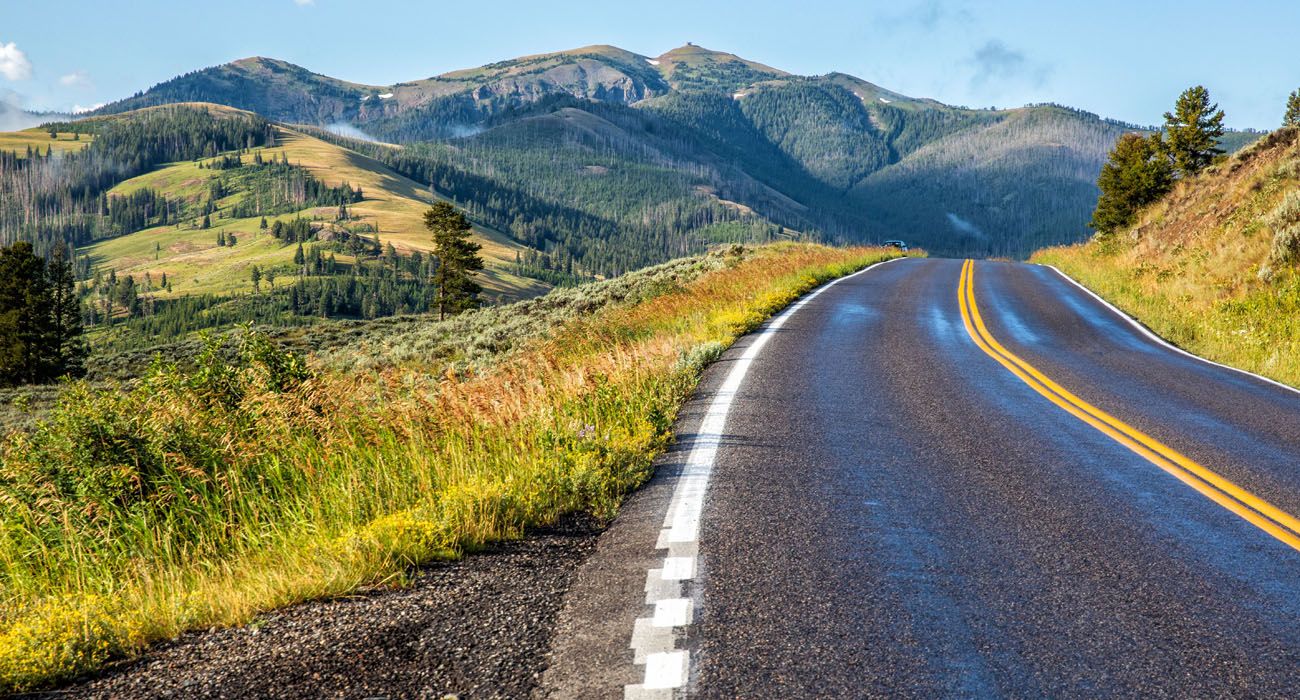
left=542, top=258, right=1300, bottom=698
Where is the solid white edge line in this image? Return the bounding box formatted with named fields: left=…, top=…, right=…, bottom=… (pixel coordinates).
left=1042, top=264, right=1300, bottom=398
left=625, top=254, right=909, bottom=696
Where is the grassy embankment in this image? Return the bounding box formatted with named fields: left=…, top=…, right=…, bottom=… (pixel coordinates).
left=1033, top=127, right=1300, bottom=387
left=0, top=243, right=904, bottom=691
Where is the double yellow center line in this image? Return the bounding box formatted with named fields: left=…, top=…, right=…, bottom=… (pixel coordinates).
left=958, top=259, right=1300, bottom=553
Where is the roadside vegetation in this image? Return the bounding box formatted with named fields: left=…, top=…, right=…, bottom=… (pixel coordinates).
left=0, top=242, right=902, bottom=691
left=1035, top=82, right=1300, bottom=387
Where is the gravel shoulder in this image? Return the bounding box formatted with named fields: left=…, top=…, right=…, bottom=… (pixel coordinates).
left=37, top=517, right=602, bottom=700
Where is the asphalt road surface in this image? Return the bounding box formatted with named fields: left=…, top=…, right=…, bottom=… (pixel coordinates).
left=542, top=257, right=1300, bottom=699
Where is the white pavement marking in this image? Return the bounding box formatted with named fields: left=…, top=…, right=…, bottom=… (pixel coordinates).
left=653, top=598, right=694, bottom=627
left=1044, top=265, right=1300, bottom=398
left=661, top=557, right=695, bottom=580
left=644, top=651, right=690, bottom=689
left=624, top=256, right=906, bottom=698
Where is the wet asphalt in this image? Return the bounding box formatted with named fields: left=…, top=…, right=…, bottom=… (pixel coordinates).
left=570, top=257, right=1300, bottom=698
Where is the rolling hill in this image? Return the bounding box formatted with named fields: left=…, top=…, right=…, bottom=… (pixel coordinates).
left=1033, top=126, right=1300, bottom=385
left=92, top=43, right=1176, bottom=257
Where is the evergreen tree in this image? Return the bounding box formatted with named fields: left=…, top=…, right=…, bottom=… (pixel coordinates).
left=1285, top=89, right=1300, bottom=128
left=1091, top=133, right=1174, bottom=235
left=1162, top=86, right=1225, bottom=177
left=294, top=242, right=305, bottom=266
left=115, top=275, right=139, bottom=316
left=201, top=214, right=212, bottom=230
left=251, top=265, right=262, bottom=291
left=260, top=216, right=269, bottom=229
left=47, top=244, right=87, bottom=378
left=0, top=242, right=56, bottom=386
left=424, top=202, right=483, bottom=320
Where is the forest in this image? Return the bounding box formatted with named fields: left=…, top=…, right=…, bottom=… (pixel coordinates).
left=0, top=106, right=276, bottom=255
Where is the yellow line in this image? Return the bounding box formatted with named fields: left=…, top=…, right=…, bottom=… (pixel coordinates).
left=958, top=259, right=1300, bottom=553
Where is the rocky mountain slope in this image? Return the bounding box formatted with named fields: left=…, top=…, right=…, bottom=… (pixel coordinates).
left=93, top=43, right=1162, bottom=256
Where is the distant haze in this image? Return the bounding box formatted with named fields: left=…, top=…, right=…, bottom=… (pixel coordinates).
left=324, top=122, right=378, bottom=143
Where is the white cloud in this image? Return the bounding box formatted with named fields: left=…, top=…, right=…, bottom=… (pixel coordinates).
left=967, top=39, right=1052, bottom=92
left=60, top=70, right=92, bottom=88
left=73, top=103, right=105, bottom=114
left=0, top=42, right=33, bottom=81
left=293, top=0, right=315, bottom=5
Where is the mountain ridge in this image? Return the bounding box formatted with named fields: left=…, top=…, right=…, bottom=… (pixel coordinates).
left=83, top=44, right=1261, bottom=256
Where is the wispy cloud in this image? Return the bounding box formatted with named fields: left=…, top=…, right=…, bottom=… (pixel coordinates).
left=0, top=41, right=33, bottom=81
left=73, top=103, right=105, bottom=114
left=60, top=70, right=92, bottom=88
left=0, top=89, right=45, bottom=130
left=876, top=0, right=972, bottom=32
left=293, top=0, right=315, bottom=5
left=968, top=39, right=1051, bottom=91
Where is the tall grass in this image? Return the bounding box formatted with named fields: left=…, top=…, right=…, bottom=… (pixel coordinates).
left=1032, top=128, right=1300, bottom=388
left=0, top=243, right=900, bottom=691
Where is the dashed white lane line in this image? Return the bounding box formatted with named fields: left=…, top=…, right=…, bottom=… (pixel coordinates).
left=643, top=651, right=690, bottom=689
left=653, top=598, right=694, bottom=627
left=661, top=557, right=695, bottom=580
left=1043, top=265, right=1300, bottom=398
left=623, top=256, right=906, bottom=698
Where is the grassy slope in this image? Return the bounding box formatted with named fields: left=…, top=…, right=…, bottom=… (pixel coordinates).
left=0, top=243, right=906, bottom=691
left=1032, top=127, right=1300, bottom=386
left=0, top=129, right=93, bottom=157
left=85, top=113, right=547, bottom=299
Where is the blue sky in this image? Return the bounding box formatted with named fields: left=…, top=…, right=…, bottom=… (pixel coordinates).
left=2, top=0, right=1298, bottom=129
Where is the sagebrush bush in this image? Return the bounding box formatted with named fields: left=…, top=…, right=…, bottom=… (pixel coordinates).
left=1270, top=224, right=1300, bottom=267
left=1265, top=192, right=1300, bottom=268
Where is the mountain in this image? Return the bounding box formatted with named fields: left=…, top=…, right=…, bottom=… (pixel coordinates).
left=78, top=45, right=1264, bottom=260
left=1033, top=126, right=1300, bottom=386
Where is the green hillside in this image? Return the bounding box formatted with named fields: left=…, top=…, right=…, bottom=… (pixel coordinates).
left=1033, top=127, right=1300, bottom=386
left=89, top=43, right=1189, bottom=256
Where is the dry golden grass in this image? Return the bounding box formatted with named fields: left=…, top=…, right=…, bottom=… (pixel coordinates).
left=86, top=116, right=546, bottom=299
left=1033, top=127, right=1300, bottom=386
left=0, top=244, right=903, bottom=691
left=0, top=129, right=93, bottom=157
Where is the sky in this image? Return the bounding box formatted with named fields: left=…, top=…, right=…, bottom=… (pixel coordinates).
left=1, top=0, right=1298, bottom=130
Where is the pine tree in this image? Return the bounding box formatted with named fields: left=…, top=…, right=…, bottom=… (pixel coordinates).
left=1091, top=133, right=1174, bottom=235
left=1285, top=89, right=1300, bottom=128
left=202, top=214, right=212, bottom=230
left=46, top=244, right=86, bottom=378
left=294, top=242, right=305, bottom=266
left=251, top=265, right=262, bottom=291
left=1162, top=86, right=1226, bottom=177
left=424, top=202, right=484, bottom=320
left=260, top=216, right=268, bottom=229
left=0, top=242, right=56, bottom=386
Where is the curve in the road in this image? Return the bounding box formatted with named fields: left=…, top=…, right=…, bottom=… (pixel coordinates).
left=623, top=256, right=908, bottom=698
left=959, top=260, right=1300, bottom=553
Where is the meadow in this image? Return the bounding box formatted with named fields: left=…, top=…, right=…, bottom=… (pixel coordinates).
left=85, top=123, right=547, bottom=299
left=0, top=242, right=902, bottom=691
left=0, top=129, right=92, bottom=158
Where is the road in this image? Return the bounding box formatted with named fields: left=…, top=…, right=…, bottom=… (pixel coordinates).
left=541, top=257, right=1300, bottom=699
